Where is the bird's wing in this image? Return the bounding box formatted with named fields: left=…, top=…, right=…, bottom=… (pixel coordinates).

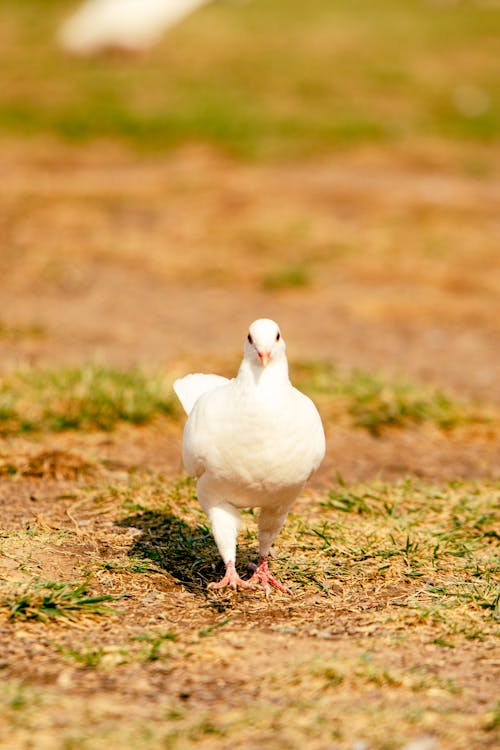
left=173, top=373, right=230, bottom=416
left=290, top=388, right=326, bottom=479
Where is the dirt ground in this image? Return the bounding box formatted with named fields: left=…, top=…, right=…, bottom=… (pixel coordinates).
left=0, top=139, right=499, bottom=749
left=2, top=138, right=499, bottom=482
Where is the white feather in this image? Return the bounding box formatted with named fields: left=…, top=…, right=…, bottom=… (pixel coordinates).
left=173, top=373, right=229, bottom=416
left=58, top=0, right=211, bottom=55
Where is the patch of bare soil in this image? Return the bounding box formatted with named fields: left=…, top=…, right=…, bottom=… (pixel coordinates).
left=0, top=139, right=499, bottom=403
left=1, top=420, right=499, bottom=522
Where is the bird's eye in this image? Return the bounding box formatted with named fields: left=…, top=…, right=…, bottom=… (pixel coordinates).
left=276, top=332, right=281, bottom=341
left=248, top=334, right=253, bottom=344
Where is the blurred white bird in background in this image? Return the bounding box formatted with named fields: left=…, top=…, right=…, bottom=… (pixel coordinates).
left=174, top=319, right=326, bottom=593
left=58, top=0, right=212, bottom=56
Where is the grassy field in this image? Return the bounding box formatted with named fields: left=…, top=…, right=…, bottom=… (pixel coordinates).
left=0, top=360, right=498, bottom=749
left=1, top=1, right=499, bottom=748
left=1, top=0, right=499, bottom=157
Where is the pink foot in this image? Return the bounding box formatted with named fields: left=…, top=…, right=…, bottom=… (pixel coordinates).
left=248, top=557, right=291, bottom=594
left=208, top=560, right=255, bottom=591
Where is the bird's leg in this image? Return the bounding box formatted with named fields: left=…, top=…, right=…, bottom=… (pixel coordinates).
left=248, top=556, right=291, bottom=594
left=208, top=560, right=255, bottom=591
left=200, top=496, right=254, bottom=591
left=248, top=506, right=292, bottom=593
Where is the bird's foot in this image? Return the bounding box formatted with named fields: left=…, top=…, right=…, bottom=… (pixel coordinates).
left=208, top=560, right=255, bottom=591
left=248, top=557, right=291, bottom=594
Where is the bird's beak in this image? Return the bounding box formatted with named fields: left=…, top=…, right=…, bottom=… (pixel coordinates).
left=258, top=350, right=271, bottom=367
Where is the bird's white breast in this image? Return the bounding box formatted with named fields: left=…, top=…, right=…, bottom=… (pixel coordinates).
left=183, top=380, right=325, bottom=507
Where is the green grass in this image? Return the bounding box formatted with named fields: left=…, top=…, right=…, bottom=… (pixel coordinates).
left=130, top=631, right=177, bottom=662
left=1, top=580, right=121, bottom=622
left=0, top=0, right=498, bottom=157
left=53, top=631, right=177, bottom=669
left=288, top=479, right=499, bottom=623
left=0, top=365, right=177, bottom=434
left=98, top=556, right=155, bottom=575
left=108, top=473, right=500, bottom=639
left=294, top=361, right=487, bottom=435
left=262, top=264, right=311, bottom=290
left=485, top=702, right=500, bottom=732
left=54, top=644, right=108, bottom=668
left=0, top=361, right=489, bottom=436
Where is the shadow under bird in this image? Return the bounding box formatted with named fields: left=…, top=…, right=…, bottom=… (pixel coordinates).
left=174, top=318, right=326, bottom=592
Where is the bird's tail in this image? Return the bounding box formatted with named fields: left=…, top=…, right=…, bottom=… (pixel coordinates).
left=173, top=373, right=229, bottom=415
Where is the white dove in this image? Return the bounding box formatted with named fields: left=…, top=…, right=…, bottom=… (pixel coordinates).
left=58, top=0, right=211, bottom=56
left=174, top=318, right=326, bottom=592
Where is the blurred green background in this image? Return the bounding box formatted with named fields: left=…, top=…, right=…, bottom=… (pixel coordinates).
left=1, top=0, right=498, bottom=158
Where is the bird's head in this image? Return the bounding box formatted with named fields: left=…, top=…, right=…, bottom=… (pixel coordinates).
left=244, top=318, right=286, bottom=368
